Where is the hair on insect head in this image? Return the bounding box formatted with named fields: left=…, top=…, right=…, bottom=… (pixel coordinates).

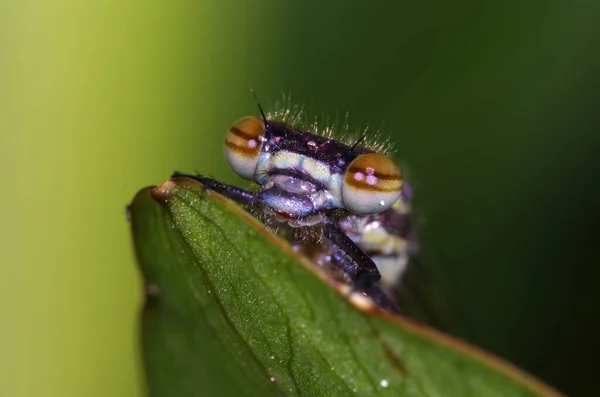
left=264, top=93, right=393, bottom=156
left=250, top=88, right=268, bottom=127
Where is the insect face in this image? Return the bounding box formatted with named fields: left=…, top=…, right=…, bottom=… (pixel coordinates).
left=224, top=116, right=404, bottom=225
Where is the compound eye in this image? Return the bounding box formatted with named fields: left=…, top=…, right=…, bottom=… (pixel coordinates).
left=341, top=153, right=403, bottom=215
left=224, top=116, right=266, bottom=180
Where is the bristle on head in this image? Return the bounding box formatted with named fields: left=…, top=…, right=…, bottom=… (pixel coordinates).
left=265, top=92, right=394, bottom=155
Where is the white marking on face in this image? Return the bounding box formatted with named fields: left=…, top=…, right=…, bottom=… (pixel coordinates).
left=366, top=175, right=377, bottom=185
left=354, top=172, right=364, bottom=181
left=248, top=140, right=257, bottom=148
left=301, top=156, right=331, bottom=183
left=272, top=151, right=301, bottom=169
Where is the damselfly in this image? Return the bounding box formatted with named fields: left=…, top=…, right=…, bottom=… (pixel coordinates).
left=175, top=98, right=417, bottom=314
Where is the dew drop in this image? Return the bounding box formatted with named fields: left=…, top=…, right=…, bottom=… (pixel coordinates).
left=380, top=379, right=389, bottom=388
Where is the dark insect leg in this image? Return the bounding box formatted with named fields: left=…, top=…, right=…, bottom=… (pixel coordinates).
left=323, top=220, right=401, bottom=314
left=323, top=219, right=381, bottom=286
left=328, top=243, right=401, bottom=314
left=172, top=171, right=258, bottom=206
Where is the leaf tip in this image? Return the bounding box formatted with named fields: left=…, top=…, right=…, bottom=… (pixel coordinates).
left=151, top=179, right=179, bottom=202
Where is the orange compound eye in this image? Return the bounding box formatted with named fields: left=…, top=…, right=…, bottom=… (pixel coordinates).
left=224, top=116, right=266, bottom=180
left=341, top=153, right=403, bottom=215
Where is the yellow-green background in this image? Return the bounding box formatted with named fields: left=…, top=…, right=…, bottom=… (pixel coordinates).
left=2, top=1, right=599, bottom=396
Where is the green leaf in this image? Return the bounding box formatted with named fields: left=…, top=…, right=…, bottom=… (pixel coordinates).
left=129, top=178, right=561, bottom=397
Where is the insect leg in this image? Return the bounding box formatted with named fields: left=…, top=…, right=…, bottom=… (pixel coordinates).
left=323, top=219, right=401, bottom=312
left=327, top=243, right=401, bottom=314
left=171, top=171, right=258, bottom=206
left=323, top=219, right=381, bottom=286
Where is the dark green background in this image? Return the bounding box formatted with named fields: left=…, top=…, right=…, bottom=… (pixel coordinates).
left=2, top=1, right=598, bottom=396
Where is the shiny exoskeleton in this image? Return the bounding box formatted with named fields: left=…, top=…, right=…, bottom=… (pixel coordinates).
left=175, top=110, right=416, bottom=313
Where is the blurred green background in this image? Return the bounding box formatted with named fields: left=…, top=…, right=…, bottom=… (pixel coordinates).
left=2, top=1, right=599, bottom=396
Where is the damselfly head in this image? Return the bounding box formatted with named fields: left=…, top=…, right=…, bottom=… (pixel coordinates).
left=223, top=113, right=403, bottom=220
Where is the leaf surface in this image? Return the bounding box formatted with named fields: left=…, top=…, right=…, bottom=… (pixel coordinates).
left=130, top=178, right=560, bottom=397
